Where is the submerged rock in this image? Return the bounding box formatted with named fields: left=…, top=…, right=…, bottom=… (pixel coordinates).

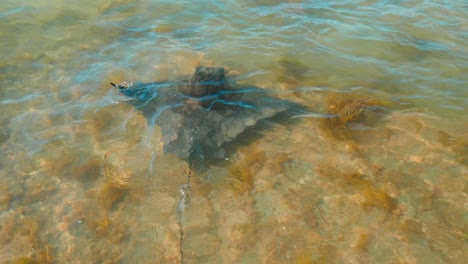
left=111, top=67, right=305, bottom=168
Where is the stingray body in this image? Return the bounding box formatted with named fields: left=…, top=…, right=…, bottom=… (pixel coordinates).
left=112, top=67, right=304, bottom=167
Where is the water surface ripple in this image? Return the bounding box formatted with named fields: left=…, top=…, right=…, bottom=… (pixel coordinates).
left=0, top=0, right=466, bottom=263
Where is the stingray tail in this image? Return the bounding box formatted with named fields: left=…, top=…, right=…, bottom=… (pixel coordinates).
left=188, top=144, right=206, bottom=171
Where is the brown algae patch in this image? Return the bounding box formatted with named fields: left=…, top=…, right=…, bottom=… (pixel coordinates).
left=38, top=146, right=78, bottom=177
left=82, top=207, right=129, bottom=244
left=360, top=185, right=397, bottom=212
left=0, top=184, right=12, bottom=211
left=0, top=214, right=53, bottom=264
left=228, top=142, right=292, bottom=194
left=86, top=103, right=146, bottom=148
left=318, top=164, right=397, bottom=213
left=228, top=148, right=266, bottom=193
left=437, top=130, right=468, bottom=166
left=95, top=173, right=130, bottom=210
left=275, top=57, right=310, bottom=86
left=322, top=91, right=397, bottom=142
left=71, top=155, right=103, bottom=183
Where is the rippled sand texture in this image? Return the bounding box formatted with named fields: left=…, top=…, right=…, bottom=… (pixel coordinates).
left=0, top=0, right=467, bottom=263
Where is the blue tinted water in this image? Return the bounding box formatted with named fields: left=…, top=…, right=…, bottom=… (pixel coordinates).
left=0, top=0, right=466, bottom=263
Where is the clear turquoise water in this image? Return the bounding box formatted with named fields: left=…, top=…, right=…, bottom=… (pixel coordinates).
left=0, top=0, right=466, bottom=263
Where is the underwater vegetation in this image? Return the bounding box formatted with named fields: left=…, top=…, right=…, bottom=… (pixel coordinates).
left=437, top=130, right=468, bottom=166
left=228, top=148, right=266, bottom=193
left=275, top=57, right=310, bottom=86
left=318, top=163, right=397, bottom=213
left=97, top=180, right=128, bottom=210
left=321, top=91, right=396, bottom=142
left=71, top=156, right=103, bottom=183
left=0, top=184, right=11, bottom=211
left=82, top=206, right=129, bottom=244
left=96, top=173, right=130, bottom=210
left=86, top=102, right=147, bottom=150
left=294, top=252, right=313, bottom=264
left=227, top=141, right=292, bottom=194
left=1, top=215, right=52, bottom=264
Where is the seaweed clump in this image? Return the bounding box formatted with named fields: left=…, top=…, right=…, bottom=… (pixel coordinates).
left=92, top=156, right=133, bottom=210
left=96, top=176, right=130, bottom=210
left=276, top=57, right=310, bottom=85
left=318, top=164, right=397, bottom=213
left=82, top=208, right=129, bottom=243
left=227, top=144, right=292, bottom=194
left=437, top=130, right=468, bottom=166
left=322, top=92, right=393, bottom=141
left=10, top=257, right=40, bottom=264
left=228, top=148, right=266, bottom=194
left=71, top=156, right=103, bottom=183
left=1, top=216, right=52, bottom=264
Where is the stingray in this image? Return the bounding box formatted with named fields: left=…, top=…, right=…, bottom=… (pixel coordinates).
left=111, top=67, right=305, bottom=169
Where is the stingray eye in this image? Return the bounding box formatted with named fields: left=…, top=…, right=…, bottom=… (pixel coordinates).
left=111, top=82, right=133, bottom=89
left=110, top=83, right=124, bottom=89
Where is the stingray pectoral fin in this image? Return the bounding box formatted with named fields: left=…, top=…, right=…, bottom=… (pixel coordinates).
left=217, top=108, right=272, bottom=145
left=215, top=97, right=300, bottom=145
left=220, top=117, right=249, bottom=142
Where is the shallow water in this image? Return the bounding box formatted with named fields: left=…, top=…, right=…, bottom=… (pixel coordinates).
left=0, top=0, right=467, bottom=263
